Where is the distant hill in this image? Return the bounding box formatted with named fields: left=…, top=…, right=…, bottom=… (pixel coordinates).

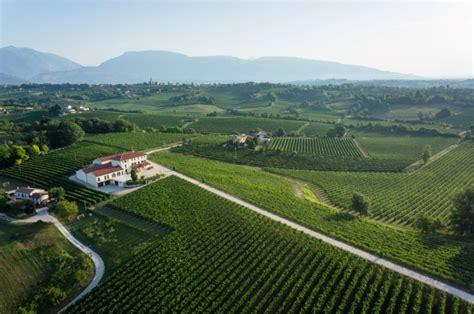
left=0, top=46, right=82, bottom=80
left=295, top=78, right=474, bottom=89
left=0, top=72, right=28, bottom=85
left=32, top=50, right=419, bottom=84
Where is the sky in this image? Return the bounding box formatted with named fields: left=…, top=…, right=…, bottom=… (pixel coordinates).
left=0, top=0, right=472, bottom=78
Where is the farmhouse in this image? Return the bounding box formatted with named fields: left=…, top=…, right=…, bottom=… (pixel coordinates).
left=14, top=187, right=49, bottom=204
left=76, top=151, right=149, bottom=188
left=228, top=131, right=270, bottom=145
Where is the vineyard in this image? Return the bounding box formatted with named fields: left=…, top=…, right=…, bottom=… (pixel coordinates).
left=269, top=137, right=364, bottom=157
left=151, top=151, right=474, bottom=289
left=86, top=132, right=192, bottom=151
left=191, top=117, right=306, bottom=134
left=352, top=132, right=459, bottom=161
left=68, top=176, right=472, bottom=313
left=0, top=142, right=119, bottom=205
left=174, top=143, right=411, bottom=172
left=271, top=142, right=474, bottom=227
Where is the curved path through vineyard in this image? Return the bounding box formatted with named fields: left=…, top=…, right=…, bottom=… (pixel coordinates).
left=152, top=162, right=474, bottom=304
left=0, top=208, right=105, bottom=312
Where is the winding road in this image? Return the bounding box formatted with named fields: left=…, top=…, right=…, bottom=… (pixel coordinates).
left=151, top=162, right=474, bottom=304
left=0, top=208, right=105, bottom=312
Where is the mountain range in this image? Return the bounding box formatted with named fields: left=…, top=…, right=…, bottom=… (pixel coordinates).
left=1, top=46, right=419, bottom=85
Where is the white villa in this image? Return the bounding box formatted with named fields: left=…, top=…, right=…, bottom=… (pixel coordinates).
left=76, top=151, right=149, bottom=188
left=14, top=187, right=49, bottom=204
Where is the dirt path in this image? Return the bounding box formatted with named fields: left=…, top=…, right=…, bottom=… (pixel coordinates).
left=403, top=143, right=459, bottom=173
left=0, top=209, right=105, bottom=312
left=149, top=161, right=474, bottom=304
left=353, top=138, right=369, bottom=158
left=296, top=122, right=310, bottom=134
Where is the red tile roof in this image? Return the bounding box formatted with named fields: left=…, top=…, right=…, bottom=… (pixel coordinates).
left=81, top=163, right=124, bottom=177
left=15, top=187, right=48, bottom=197
left=131, top=161, right=150, bottom=170
left=98, top=151, right=145, bottom=162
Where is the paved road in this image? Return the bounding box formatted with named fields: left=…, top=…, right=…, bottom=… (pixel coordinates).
left=151, top=162, right=474, bottom=304
left=0, top=209, right=105, bottom=312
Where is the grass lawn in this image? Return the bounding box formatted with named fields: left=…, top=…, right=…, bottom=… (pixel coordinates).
left=0, top=221, right=92, bottom=313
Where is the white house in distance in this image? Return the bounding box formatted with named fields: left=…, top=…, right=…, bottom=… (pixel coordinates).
left=14, top=187, right=49, bottom=204
left=76, top=151, right=149, bottom=188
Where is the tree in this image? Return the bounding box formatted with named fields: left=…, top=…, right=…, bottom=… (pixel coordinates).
left=435, top=108, right=452, bottom=119
left=0, top=144, right=12, bottom=167
left=351, top=192, right=371, bottom=216
left=49, top=187, right=65, bottom=201
left=13, top=145, right=29, bottom=165
left=335, top=124, right=346, bottom=138
left=48, top=104, right=63, bottom=117
left=422, top=145, right=432, bottom=164
left=54, top=200, right=79, bottom=220
left=414, top=215, right=443, bottom=234
left=274, top=128, right=286, bottom=137
left=49, top=121, right=85, bottom=148
left=26, top=144, right=41, bottom=157
left=417, top=111, right=424, bottom=121
left=451, top=187, right=474, bottom=234
left=326, top=128, right=337, bottom=138
left=113, top=119, right=136, bottom=132
left=131, top=169, right=138, bottom=182
left=45, top=287, right=66, bottom=305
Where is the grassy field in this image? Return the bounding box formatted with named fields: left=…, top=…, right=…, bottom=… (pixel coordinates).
left=151, top=152, right=474, bottom=290
left=352, top=132, right=459, bottom=161
left=269, top=137, right=364, bottom=157
left=0, top=142, right=119, bottom=205
left=191, top=117, right=306, bottom=134
left=69, top=176, right=472, bottom=313
left=270, top=142, right=474, bottom=227
left=0, top=221, right=92, bottom=313
left=67, top=207, right=172, bottom=276
left=86, top=132, right=193, bottom=151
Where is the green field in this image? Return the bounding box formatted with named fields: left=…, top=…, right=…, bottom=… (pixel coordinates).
left=0, top=221, right=92, bottom=313
left=86, top=132, right=192, bottom=151
left=0, top=142, right=120, bottom=205
left=270, top=142, right=474, bottom=227
left=191, top=117, right=306, bottom=134
left=269, top=137, right=364, bottom=157
left=353, top=132, right=459, bottom=161
left=151, top=152, right=474, bottom=290
left=69, top=176, right=472, bottom=313
left=67, top=207, right=172, bottom=275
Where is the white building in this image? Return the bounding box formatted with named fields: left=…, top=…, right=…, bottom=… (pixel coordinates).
left=76, top=151, right=148, bottom=188
left=14, top=187, right=49, bottom=204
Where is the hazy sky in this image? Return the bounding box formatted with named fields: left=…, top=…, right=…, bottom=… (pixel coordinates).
left=1, top=0, right=472, bottom=78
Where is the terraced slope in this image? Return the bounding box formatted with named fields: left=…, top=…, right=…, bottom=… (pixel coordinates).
left=68, top=177, right=472, bottom=313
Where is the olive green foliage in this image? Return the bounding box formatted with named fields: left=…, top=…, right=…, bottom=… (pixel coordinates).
left=451, top=187, right=474, bottom=234
left=53, top=200, right=79, bottom=221
left=130, top=169, right=138, bottom=182
left=49, top=187, right=66, bottom=201
left=423, top=145, right=432, bottom=164
left=414, top=216, right=443, bottom=234
left=351, top=192, right=371, bottom=216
